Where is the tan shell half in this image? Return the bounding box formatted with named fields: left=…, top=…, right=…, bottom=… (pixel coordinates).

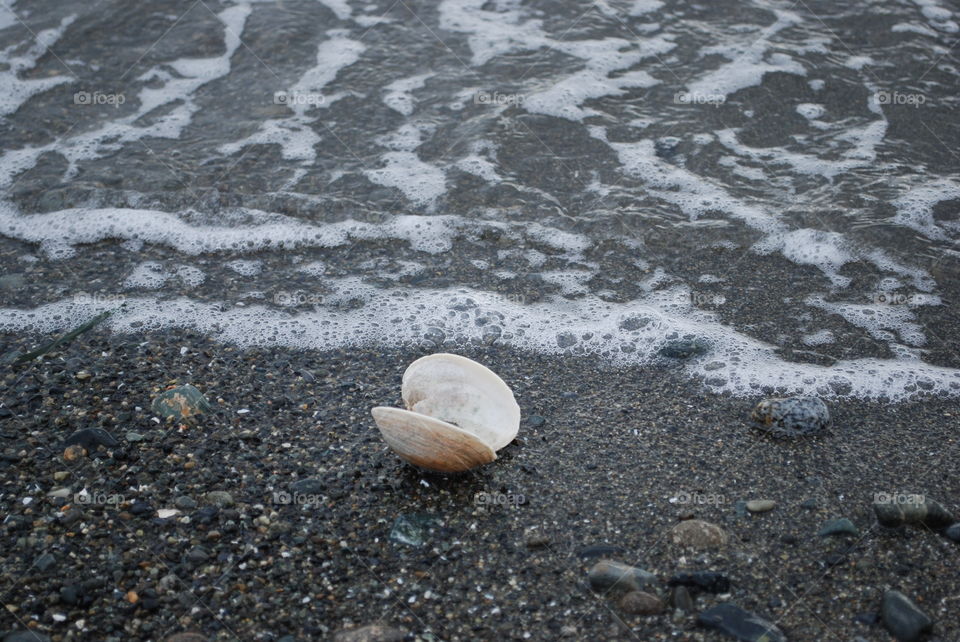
left=371, top=353, right=521, bottom=472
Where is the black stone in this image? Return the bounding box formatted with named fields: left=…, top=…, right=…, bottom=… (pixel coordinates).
left=659, top=338, right=709, bottom=359
left=32, top=552, right=56, bottom=572
left=697, top=603, right=785, bottom=642
left=882, top=590, right=932, bottom=642
left=130, top=500, right=154, bottom=517
left=62, top=428, right=119, bottom=450
left=669, top=571, right=731, bottom=594
left=526, top=415, right=545, bottom=427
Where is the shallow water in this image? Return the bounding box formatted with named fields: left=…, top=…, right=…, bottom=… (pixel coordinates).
left=1, top=0, right=959, bottom=401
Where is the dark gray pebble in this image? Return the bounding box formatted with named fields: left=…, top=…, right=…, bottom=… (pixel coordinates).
left=818, top=518, right=859, bottom=537
left=289, top=478, right=324, bottom=494
left=945, top=523, right=960, bottom=542
left=697, top=603, right=785, bottom=642
left=882, top=590, right=932, bottom=641
left=62, top=428, right=119, bottom=450
left=669, top=571, right=730, bottom=594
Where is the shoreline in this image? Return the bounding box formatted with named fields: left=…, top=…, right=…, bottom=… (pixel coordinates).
left=1, top=328, right=958, bottom=640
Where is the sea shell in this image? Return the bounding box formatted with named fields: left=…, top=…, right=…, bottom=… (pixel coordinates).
left=371, top=353, right=520, bottom=472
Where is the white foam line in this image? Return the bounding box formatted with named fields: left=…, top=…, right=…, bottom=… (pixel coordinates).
left=3, top=284, right=958, bottom=402
left=0, top=15, right=76, bottom=116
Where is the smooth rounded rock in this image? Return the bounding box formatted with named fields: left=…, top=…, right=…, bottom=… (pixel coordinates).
left=882, top=590, right=932, bottom=641
left=587, top=560, right=658, bottom=594
left=945, top=523, right=960, bottom=542
left=670, top=519, right=729, bottom=550
left=618, top=590, right=664, bottom=615
left=746, top=499, right=776, bottom=513
left=332, top=624, right=408, bottom=642
left=818, top=518, right=859, bottom=537
left=750, top=396, right=829, bottom=436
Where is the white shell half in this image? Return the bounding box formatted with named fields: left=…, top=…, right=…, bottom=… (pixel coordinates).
left=372, top=353, right=521, bottom=472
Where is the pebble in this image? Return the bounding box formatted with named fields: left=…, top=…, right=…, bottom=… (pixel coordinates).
left=618, top=591, right=664, bottom=615
left=881, top=590, right=932, bottom=641
left=151, top=384, right=212, bottom=422
left=587, top=560, right=658, bottom=594
left=526, top=414, right=546, bottom=427
left=204, top=491, right=235, bottom=507
left=289, top=478, right=324, bottom=494
left=174, top=496, right=198, bottom=510
left=670, top=585, right=694, bottom=612
left=697, top=603, right=786, bottom=642
left=63, top=444, right=87, bottom=461
left=186, top=546, right=210, bottom=564
left=125, top=431, right=145, bottom=443
left=750, top=396, right=830, bottom=437
left=659, top=338, right=709, bottom=359
left=818, top=518, right=859, bottom=537
left=670, top=519, right=729, bottom=550
left=524, top=529, right=550, bottom=549
left=332, top=624, right=408, bottom=642
left=577, top=544, right=626, bottom=560
left=669, top=571, right=731, bottom=594
left=62, top=428, right=119, bottom=450
left=746, top=499, right=776, bottom=513
left=32, top=552, right=56, bottom=572
left=53, top=471, right=69, bottom=481
left=945, top=523, right=960, bottom=542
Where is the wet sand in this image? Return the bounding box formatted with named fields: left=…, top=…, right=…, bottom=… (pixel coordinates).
left=1, top=327, right=958, bottom=640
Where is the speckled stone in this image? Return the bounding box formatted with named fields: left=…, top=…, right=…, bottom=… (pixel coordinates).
left=618, top=591, right=664, bottom=615
left=750, top=396, right=830, bottom=436
left=670, top=519, right=729, bottom=550
left=746, top=499, right=776, bottom=513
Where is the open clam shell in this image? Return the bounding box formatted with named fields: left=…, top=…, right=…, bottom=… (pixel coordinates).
left=371, top=353, right=520, bottom=472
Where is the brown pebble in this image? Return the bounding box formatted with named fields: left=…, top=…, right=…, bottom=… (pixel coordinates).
left=618, top=591, right=664, bottom=615
left=63, top=445, right=87, bottom=461
left=670, top=519, right=729, bottom=550
left=125, top=590, right=138, bottom=604
left=183, top=461, right=196, bottom=470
